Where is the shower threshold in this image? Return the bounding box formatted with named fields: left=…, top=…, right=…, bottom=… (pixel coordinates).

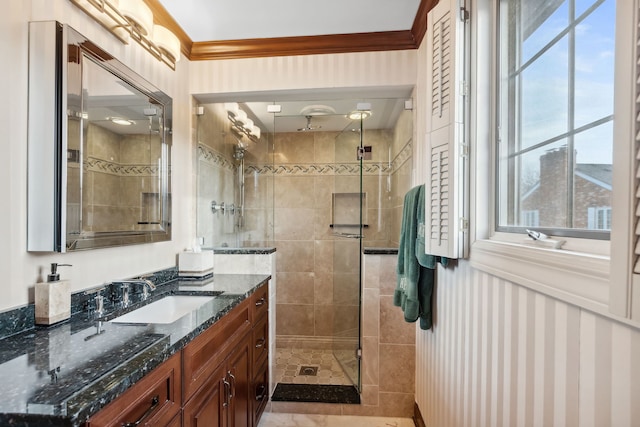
left=270, top=383, right=360, bottom=404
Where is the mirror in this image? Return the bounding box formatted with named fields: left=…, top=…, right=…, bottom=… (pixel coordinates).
left=28, top=22, right=172, bottom=252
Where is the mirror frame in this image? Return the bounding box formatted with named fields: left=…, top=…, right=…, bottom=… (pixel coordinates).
left=27, top=21, right=172, bottom=252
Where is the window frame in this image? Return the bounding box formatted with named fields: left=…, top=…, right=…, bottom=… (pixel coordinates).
left=494, top=0, right=615, bottom=240
left=466, top=0, right=636, bottom=321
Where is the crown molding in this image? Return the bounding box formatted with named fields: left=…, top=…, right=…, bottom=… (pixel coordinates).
left=190, top=30, right=418, bottom=61
left=411, top=0, right=438, bottom=47
left=145, top=0, right=437, bottom=61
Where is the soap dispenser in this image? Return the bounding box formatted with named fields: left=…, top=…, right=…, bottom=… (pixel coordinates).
left=35, top=263, right=72, bottom=326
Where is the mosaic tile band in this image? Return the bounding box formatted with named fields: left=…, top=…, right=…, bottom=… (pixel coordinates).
left=198, top=140, right=412, bottom=177
left=84, top=157, right=160, bottom=177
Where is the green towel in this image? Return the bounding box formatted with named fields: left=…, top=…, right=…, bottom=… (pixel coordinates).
left=394, top=185, right=422, bottom=322
left=395, top=184, right=448, bottom=330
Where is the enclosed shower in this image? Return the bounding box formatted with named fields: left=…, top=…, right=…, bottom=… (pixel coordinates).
left=195, top=95, right=413, bottom=399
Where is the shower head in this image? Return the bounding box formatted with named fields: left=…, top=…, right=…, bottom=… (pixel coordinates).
left=298, top=115, right=321, bottom=132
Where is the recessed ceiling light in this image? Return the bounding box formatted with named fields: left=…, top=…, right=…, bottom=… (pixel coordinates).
left=110, top=117, right=135, bottom=126
left=347, top=110, right=371, bottom=121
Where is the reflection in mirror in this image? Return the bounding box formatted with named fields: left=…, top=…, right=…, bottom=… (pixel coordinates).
left=27, top=22, right=172, bottom=252
left=68, top=57, right=167, bottom=246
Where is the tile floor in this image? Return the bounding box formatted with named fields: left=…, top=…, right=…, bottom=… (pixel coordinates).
left=274, top=347, right=352, bottom=386
left=257, top=413, right=415, bottom=427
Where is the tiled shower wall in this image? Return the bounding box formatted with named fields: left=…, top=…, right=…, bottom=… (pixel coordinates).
left=272, top=128, right=393, bottom=349
left=75, top=123, right=163, bottom=233
left=196, top=103, right=273, bottom=248
left=273, top=106, right=413, bottom=350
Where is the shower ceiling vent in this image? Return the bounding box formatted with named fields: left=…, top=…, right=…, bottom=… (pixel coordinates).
left=299, top=105, right=336, bottom=116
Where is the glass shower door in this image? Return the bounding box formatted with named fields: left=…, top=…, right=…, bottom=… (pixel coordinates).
left=331, top=118, right=364, bottom=390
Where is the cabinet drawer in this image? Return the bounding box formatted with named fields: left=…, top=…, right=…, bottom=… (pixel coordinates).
left=251, top=282, right=269, bottom=322
left=252, top=314, right=268, bottom=367
left=252, top=360, right=269, bottom=427
left=87, top=352, right=181, bottom=427
left=183, top=298, right=251, bottom=401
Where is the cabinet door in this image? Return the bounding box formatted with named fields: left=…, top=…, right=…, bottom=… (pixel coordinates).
left=183, top=298, right=251, bottom=401
left=183, top=363, right=227, bottom=427
left=227, top=334, right=251, bottom=427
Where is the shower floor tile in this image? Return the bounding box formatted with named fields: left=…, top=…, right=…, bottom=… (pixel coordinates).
left=274, top=348, right=353, bottom=386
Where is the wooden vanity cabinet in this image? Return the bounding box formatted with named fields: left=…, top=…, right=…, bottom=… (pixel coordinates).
left=183, top=332, right=251, bottom=427
left=85, top=352, right=182, bottom=427
left=183, top=283, right=270, bottom=427
left=85, top=281, right=270, bottom=427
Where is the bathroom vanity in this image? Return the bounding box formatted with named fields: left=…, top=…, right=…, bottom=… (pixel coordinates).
left=0, top=273, right=270, bottom=427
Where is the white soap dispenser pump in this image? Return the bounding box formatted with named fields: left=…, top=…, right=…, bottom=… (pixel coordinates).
left=35, top=263, right=72, bottom=325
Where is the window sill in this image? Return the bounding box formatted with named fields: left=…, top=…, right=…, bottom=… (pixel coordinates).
left=469, top=238, right=610, bottom=314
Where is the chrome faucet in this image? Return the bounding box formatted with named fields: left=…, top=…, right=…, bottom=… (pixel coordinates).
left=112, top=278, right=156, bottom=302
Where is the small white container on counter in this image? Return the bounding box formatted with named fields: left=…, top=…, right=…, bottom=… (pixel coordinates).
left=178, top=250, right=214, bottom=278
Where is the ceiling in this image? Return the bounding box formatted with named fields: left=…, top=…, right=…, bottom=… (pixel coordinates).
left=148, top=0, right=436, bottom=60
left=147, top=0, right=435, bottom=132
left=156, top=0, right=422, bottom=42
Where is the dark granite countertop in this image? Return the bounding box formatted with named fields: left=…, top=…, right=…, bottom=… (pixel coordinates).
left=0, top=273, right=270, bottom=426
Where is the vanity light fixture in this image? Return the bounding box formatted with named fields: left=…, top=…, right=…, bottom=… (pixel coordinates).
left=224, top=103, right=261, bottom=142
left=69, top=0, right=181, bottom=69
left=118, top=0, right=153, bottom=36
left=243, top=118, right=254, bottom=133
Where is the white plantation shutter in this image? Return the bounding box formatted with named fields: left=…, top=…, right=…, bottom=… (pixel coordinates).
left=610, top=0, right=640, bottom=321
left=424, top=0, right=468, bottom=259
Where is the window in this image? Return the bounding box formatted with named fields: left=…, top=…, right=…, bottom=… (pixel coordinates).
left=587, top=206, right=611, bottom=230
left=496, top=0, right=615, bottom=239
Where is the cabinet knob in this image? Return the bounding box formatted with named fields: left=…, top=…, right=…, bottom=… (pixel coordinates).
left=255, top=297, right=266, bottom=307
left=255, top=338, right=266, bottom=349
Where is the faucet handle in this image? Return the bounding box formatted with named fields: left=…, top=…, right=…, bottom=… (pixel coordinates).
left=95, top=294, right=104, bottom=316
left=83, top=286, right=106, bottom=316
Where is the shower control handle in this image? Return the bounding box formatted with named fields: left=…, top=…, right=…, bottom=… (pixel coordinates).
left=211, top=201, right=236, bottom=216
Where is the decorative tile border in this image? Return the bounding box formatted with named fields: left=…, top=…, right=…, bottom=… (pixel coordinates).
left=198, top=144, right=236, bottom=173
left=246, top=162, right=391, bottom=177
left=391, top=139, right=413, bottom=174
left=85, top=157, right=159, bottom=177
left=199, top=139, right=412, bottom=178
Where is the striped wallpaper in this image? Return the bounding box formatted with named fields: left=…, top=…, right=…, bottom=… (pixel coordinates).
left=189, top=50, right=417, bottom=96
left=416, top=260, right=640, bottom=427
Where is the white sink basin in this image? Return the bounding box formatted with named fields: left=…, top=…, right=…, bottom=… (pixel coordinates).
left=111, top=295, right=215, bottom=324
